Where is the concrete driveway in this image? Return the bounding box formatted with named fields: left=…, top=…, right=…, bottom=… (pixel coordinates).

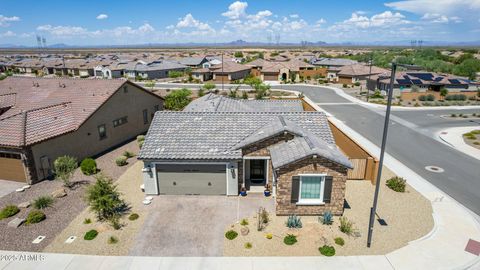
left=0, top=179, right=24, bottom=198
left=129, top=194, right=274, bottom=256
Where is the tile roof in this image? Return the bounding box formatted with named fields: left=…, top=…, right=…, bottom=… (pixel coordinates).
left=337, top=64, right=388, bottom=77
left=176, top=57, right=207, bottom=66
left=0, top=77, right=129, bottom=147
left=183, top=93, right=304, bottom=112
left=210, top=61, right=251, bottom=73
left=311, top=58, right=358, bottom=67
left=138, top=111, right=337, bottom=161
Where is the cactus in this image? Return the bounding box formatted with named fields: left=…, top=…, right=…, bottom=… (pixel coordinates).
left=320, top=211, right=333, bottom=225
left=286, top=214, right=302, bottom=228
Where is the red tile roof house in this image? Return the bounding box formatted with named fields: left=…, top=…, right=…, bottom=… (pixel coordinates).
left=138, top=95, right=353, bottom=216
left=0, top=77, right=164, bottom=184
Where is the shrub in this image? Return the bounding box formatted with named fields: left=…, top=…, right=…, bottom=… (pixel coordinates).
left=334, top=237, right=345, bottom=246
left=85, top=174, right=128, bottom=225
left=240, top=218, right=249, bottom=226
left=53, top=155, right=77, bottom=188
left=80, top=158, right=97, bottom=175
left=283, top=234, right=297, bottom=245
left=203, top=82, right=216, bottom=91
left=319, top=245, right=336, bottom=256
left=84, top=230, right=98, bottom=240
left=426, top=94, right=435, bottom=101
left=123, top=151, right=135, bottom=158
left=115, top=156, right=128, bottom=166
left=354, top=82, right=361, bottom=87
left=451, top=114, right=457, bottom=117
left=33, top=196, right=54, bottom=209
left=418, top=95, right=427, bottom=101
left=339, top=217, right=353, bottom=235
left=260, top=208, right=269, bottom=224
left=83, top=218, right=92, bottom=224
left=129, top=213, right=139, bottom=221
left=265, top=233, right=273, bottom=239
left=108, top=236, right=118, bottom=244
left=320, top=211, right=333, bottom=225
left=164, top=88, right=192, bottom=111
left=244, top=242, right=252, bottom=249
left=138, top=140, right=144, bottom=149
left=25, top=210, right=46, bottom=224
left=136, top=135, right=145, bottom=143
left=286, top=214, right=302, bottom=228
left=0, top=205, right=20, bottom=220
left=225, top=230, right=238, bottom=240
left=386, top=176, right=406, bottom=192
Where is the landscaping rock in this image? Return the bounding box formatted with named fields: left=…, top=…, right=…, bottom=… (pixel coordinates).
left=18, top=201, right=31, bottom=208
left=241, top=227, right=249, bottom=236
left=8, top=218, right=25, bottom=228
left=51, top=188, right=67, bottom=198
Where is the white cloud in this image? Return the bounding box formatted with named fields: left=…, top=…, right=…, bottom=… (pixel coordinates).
left=315, top=18, right=327, bottom=25
left=37, top=23, right=155, bottom=38
left=0, top=15, right=20, bottom=27
left=290, top=14, right=299, bottom=18
left=96, top=14, right=108, bottom=20
left=421, top=13, right=462, bottom=23
left=331, top=11, right=409, bottom=30
left=37, top=25, right=89, bottom=36
left=222, top=1, right=248, bottom=19
left=176, top=13, right=213, bottom=31
left=0, top=30, right=16, bottom=37
left=385, top=0, right=480, bottom=16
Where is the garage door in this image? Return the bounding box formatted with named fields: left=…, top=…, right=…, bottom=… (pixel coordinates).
left=0, top=152, right=26, bottom=182
left=156, top=164, right=226, bottom=195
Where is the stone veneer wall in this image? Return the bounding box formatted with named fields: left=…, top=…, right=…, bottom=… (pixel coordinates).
left=275, top=156, right=348, bottom=216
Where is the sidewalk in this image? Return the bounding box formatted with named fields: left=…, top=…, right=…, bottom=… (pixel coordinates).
left=437, top=126, right=480, bottom=161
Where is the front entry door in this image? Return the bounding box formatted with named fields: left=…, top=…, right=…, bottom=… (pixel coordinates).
left=250, top=160, right=265, bottom=184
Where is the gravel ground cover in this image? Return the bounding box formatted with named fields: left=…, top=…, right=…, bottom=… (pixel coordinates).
left=0, top=139, right=139, bottom=252
left=223, top=166, right=433, bottom=256
left=44, top=161, right=147, bottom=255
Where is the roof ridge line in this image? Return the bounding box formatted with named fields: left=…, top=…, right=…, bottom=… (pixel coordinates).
left=23, top=101, right=72, bottom=114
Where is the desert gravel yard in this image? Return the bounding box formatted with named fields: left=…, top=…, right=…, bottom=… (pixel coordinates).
left=224, top=166, right=434, bottom=256
left=44, top=161, right=146, bottom=255
left=130, top=194, right=274, bottom=256
left=0, top=139, right=139, bottom=252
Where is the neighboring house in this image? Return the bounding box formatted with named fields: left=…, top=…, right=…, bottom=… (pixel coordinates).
left=94, top=61, right=128, bottom=79
left=210, top=62, right=251, bottom=83
left=177, top=57, right=208, bottom=68
left=125, top=61, right=187, bottom=80
left=245, top=59, right=326, bottom=82
left=310, top=58, right=358, bottom=81
left=336, top=64, right=388, bottom=85
left=139, top=111, right=352, bottom=216
left=367, top=71, right=471, bottom=91
left=183, top=93, right=304, bottom=112
left=0, top=77, right=164, bottom=184
left=191, top=68, right=213, bottom=82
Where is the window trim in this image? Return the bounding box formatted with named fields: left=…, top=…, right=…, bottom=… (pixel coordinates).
left=113, top=116, right=128, bottom=127
left=143, top=109, right=148, bottom=124
left=296, top=174, right=326, bottom=205
left=98, top=124, right=107, bottom=140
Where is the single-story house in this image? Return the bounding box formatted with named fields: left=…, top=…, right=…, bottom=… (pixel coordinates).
left=125, top=61, right=187, bottom=80
left=245, top=59, right=326, bottom=82
left=367, top=71, right=471, bottom=91
left=191, top=68, right=213, bottom=82
left=94, top=61, right=128, bottom=79
left=176, top=57, right=209, bottom=68
left=336, top=64, right=388, bottom=85
left=0, top=77, right=164, bottom=184
left=139, top=110, right=352, bottom=216
left=210, top=62, right=251, bottom=83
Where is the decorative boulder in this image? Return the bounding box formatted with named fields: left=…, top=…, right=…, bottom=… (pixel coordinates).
left=18, top=201, right=31, bottom=208
left=8, top=217, right=25, bottom=228
left=51, top=188, right=67, bottom=198
left=241, top=227, right=249, bottom=236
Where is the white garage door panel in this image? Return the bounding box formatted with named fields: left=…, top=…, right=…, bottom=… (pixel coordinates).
left=157, top=164, right=226, bottom=195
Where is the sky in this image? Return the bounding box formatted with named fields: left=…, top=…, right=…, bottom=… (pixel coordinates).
left=1, top=0, right=480, bottom=46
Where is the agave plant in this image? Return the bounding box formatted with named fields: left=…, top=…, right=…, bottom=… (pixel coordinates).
left=286, top=214, right=302, bottom=228
left=320, top=211, right=333, bottom=225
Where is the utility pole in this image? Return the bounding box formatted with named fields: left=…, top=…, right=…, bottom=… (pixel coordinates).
left=221, top=52, right=224, bottom=92
left=367, top=62, right=397, bottom=248
left=366, top=52, right=373, bottom=102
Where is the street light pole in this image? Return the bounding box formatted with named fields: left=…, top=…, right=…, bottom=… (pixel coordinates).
left=367, top=62, right=397, bottom=248
left=366, top=53, right=373, bottom=102
left=221, top=52, right=224, bottom=92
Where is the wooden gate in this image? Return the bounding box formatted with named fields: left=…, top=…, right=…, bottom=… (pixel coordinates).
left=347, top=159, right=367, bottom=180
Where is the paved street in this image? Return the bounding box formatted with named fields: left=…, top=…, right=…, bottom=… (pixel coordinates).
left=154, top=83, right=480, bottom=216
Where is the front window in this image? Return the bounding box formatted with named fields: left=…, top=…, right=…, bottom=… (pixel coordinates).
left=143, top=109, right=148, bottom=124
left=299, top=175, right=325, bottom=203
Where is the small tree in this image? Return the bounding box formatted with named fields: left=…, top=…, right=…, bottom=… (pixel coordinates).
left=53, top=156, right=77, bottom=188
left=164, top=88, right=192, bottom=111
left=234, top=51, right=244, bottom=58
left=144, top=81, right=155, bottom=90
left=85, top=174, right=128, bottom=226
left=440, top=88, right=448, bottom=100
left=202, top=82, right=216, bottom=91
left=255, top=83, right=270, bottom=99
left=241, top=91, right=248, bottom=99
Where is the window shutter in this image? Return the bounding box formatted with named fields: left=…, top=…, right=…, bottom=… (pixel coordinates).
left=323, top=176, right=333, bottom=203
left=291, top=176, right=300, bottom=203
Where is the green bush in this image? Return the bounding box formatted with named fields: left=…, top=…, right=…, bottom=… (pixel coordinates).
left=108, top=236, right=118, bottom=244
left=0, top=205, right=20, bottom=220
left=25, top=210, right=46, bottom=224
left=128, top=213, right=139, bottom=221
left=426, top=94, right=435, bottom=101
left=83, top=218, right=92, bottom=224
left=53, top=155, right=78, bottom=187
left=342, top=83, right=348, bottom=88
left=319, top=245, right=336, bottom=256
left=386, top=176, right=406, bottom=192
left=244, top=242, right=252, bottom=249
left=164, top=88, right=192, bottom=111
left=225, top=230, right=238, bottom=240
left=136, top=135, right=145, bottom=143
left=84, top=230, right=98, bottom=240
left=283, top=234, right=298, bottom=245
left=138, top=140, right=144, bottom=149
left=418, top=95, right=427, bottom=101
left=339, top=217, right=353, bottom=235
left=240, top=218, right=249, bottom=226
left=123, top=151, right=135, bottom=158
left=115, top=156, right=128, bottom=166
left=80, top=158, right=97, bottom=175
left=354, top=82, right=361, bottom=86
left=334, top=237, right=345, bottom=246
left=33, top=196, right=54, bottom=209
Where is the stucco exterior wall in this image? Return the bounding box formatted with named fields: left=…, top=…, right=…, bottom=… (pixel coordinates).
left=29, top=83, right=163, bottom=183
